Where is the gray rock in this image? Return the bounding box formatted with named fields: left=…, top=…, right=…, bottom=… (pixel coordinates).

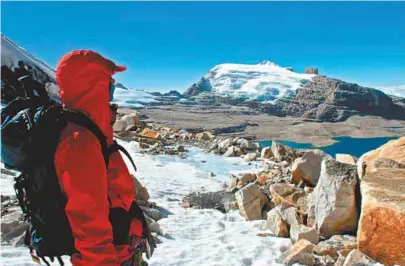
left=284, top=239, right=316, bottom=266
left=239, top=139, right=256, bottom=150
left=223, top=146, right=242, bottom=157
left=139, top=206, right=168, bottom=221
left=182, top=191, right=236, bottom=213
left=373, top=158, right=405, bottom=169
left=308, top=159, right=359, bottom=237
left=1, top=211, right=29, bottom=243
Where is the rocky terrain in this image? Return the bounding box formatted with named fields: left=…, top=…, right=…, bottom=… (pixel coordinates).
left=2, top=110, right=404, bottom=266
left=125, top=105, right=405, bottom=147
left=185, top=75, right=405, bottom=122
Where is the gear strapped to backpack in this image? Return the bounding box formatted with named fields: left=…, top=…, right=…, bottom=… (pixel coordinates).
left=1, top=85, right=156, bottom=265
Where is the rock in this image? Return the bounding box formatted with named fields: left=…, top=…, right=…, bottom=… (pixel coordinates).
left=342, top=250, right=382, bottom=266
left=176, top=145, right=185, bottom=152
left=314, top=235, right=357, bottom=259
left=226, top=176, right=239, bottom=193
left=113, top=119, right=128, bottom=132
left=290, top=224, right=319, bottom=245
left=11, top=232, right=26, bottom=247
left=243, top=152, right=258, bottom=162
left=308, top=159, right=359, bottom=237
left=357, top=168, right=405, bottom=266
left=218, top=138, right=233, bottom=151
left=261, top=147, right=274, bottom=159
left=1, top=211, right=29, bottom=243
left=335, top=154, right=357, bottom=165
left=269, top=183, right=297, bottom=206
left=284, top=239, right=316, bottom=266
left=182, top=191, right=236, bottom=213
left=145, top=215, right=164, bottom=235
left=271, top=141, right=287, bottom=160
left=264, top=208, right=289, bottom=237
left=121, top=113, right=142, bottom=131
left=141, top=128, right=161, bottom=139
left=291, top=149, right=333, bottom=186
left=239, top=139, right=256, bottom=150
left=357, top=137, right=405, bottom=178
left=237, top=173, right=257, bottom=189
left=139, top=206, right=167, bottom=221
left=196, top=131, right=214, bottom=141
left=131, top=174, right=150, bottom=202
left=280, top=160, right=290, bottom=168
left=235, top=183, right=269, bottom=220
left=277, top=203, right=302, bottom=227
left=223, top=146, right=242, bottom=157
left=304, top=186, right=314, bottom=193
left=257, top=174, right=268, bottom=185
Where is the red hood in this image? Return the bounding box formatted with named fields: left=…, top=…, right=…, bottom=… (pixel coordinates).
left=56, top=50, right=123, bottom=144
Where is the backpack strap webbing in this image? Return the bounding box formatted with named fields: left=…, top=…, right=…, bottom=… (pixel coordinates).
left=107, top=141, right=137, bottom=172
left=59, top=109, right=110, bottom=168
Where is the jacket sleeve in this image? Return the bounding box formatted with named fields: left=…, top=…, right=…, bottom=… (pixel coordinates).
left=55, top=130, right=119, bottom=266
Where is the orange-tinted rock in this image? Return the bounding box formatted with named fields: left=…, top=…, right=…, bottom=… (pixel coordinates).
left=357, top=168, right=405, bottom=266
left=141, top=128, right=161, bottom=139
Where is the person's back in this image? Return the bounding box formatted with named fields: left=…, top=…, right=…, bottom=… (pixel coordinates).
left=54, top=50, right=145, bottom=265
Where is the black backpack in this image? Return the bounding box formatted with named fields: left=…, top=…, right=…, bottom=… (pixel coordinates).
left=1, top=87, right=156, bottom=265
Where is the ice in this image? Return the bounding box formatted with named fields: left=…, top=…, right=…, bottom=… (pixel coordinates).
left=1, top=140, right=292, bottom=266
left=204, top=61, right=315, bottom=103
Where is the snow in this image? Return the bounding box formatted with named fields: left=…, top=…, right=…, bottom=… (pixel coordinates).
left=0, top=141, right=292, bottom=266
left=376, top=85, right=405, bottom=98
left=203, top=61, right=316, bottom=103
left=1, top=34, right=60, bottom=101
left=112, top=88, right=159, bottom=108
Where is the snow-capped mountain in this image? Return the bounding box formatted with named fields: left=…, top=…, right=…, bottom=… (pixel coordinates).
left=185, top=61, right=316, bottom=102
left=112, top=88, right=158, bottom=108
left=376, top=85, right=405, bottom=98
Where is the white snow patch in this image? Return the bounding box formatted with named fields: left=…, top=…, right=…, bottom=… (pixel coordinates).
left=112, top=88, right=159, bottom=108
left=1, top=141, right=292, bottom=265
left=376, top=85, right=405, bottom=98
left=204, top=61, right=315, bottom=103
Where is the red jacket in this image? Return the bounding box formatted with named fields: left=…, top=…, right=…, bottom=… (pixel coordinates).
left=54, top=50, right=142, bottom=265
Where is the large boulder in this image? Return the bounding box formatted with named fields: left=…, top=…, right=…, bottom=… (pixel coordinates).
left=291, top=149, right=333, bottom=186
left=235, top=183, right=269, bottom=220
left=284, top=239, right=316, bottom=266
left=357, top=168, right=405, bottom=266
left=218, top=138, right=233, bottom=151
left=270, top=184, right=308, bottom=215
left=307, top=159, right=359, bottom=237
left=357, top=137, right=405, bottom=178
left=1, top=211, right=29, bottom=244
left=113, top=120, right=128, bottom=132
left=335, top=154, right=357, bottom=165
left=264, top=208, right=289, bottom=237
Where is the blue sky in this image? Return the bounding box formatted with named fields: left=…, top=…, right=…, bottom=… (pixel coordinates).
left=2, top=1, right=405, bottom=92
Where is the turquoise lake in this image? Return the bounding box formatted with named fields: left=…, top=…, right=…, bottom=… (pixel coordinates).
left=259, top=136, right=400, bottom=158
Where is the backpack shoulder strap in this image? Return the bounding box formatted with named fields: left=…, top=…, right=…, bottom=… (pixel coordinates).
left=59, top=109, right=110, bottom=168
left=107, top=141, right=137, bottom=172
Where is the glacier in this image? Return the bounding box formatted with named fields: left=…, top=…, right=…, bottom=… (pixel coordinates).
left=196, top=61, right=316, bottom=102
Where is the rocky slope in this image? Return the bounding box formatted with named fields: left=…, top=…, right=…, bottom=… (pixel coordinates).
left=185, top=62, right=405, bottom=122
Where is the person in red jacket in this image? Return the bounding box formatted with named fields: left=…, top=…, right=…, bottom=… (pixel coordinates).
left=54, top=50, right=145, bottom=265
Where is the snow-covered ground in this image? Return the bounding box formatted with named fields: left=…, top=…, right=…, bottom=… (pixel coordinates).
left=0, top=140, right=291, bottom=266
left=376, top=85, right=405, bottom=98
left=201, top=61, right=316, bottom=103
